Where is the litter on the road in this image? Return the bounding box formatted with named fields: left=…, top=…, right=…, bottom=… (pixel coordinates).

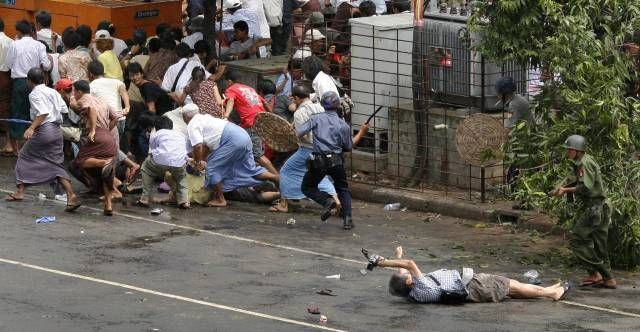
left=286, top=218, right=296, bottom=225
left=316, top=289, right=336, bottom=296
left=36, top=216, right=56, bottom=224
left=360, top=269, right=368, bottom=275
left=319, top=315, right=328, bottom=324
left=37, top=193, right=46, bottom=200
left=150, top=208, right=163, bottom=216
left=523, top=269, right=542, bottom=285
left=307, top=306, right=320, bottom=314
left=325, top=274, right=341, bottom=279
left=383, top=203, right=402, bottom=211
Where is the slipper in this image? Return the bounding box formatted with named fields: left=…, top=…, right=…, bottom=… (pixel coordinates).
left=316, top=289, right=337, bottom=296
left=135, top=200, right=150, bottom=208
left=306, top=306, right=320, bottom=314
left=558, top=281, right=572, bottom=300
left=5, top=193, right=23, bottom=201
left=64, top=202, right=82, bottom=212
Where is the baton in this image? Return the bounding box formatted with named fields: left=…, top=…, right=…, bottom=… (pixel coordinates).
left=366, top=106, right=384, bottom=124
left=0, top=118, right=32, bottom=124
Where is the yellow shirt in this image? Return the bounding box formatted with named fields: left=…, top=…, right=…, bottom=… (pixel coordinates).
left=98, top=50, right=124, bottom=81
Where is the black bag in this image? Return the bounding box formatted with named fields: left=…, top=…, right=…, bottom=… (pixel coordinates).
left=428, top=275, right=468, bottom=305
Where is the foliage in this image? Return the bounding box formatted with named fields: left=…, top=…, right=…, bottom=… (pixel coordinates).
left=470, top=0, right=640, bottom=268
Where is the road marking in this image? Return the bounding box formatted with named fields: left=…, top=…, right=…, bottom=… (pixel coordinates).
left=0, top=257, right=346, bottom=332
left=2, top=189, right=639, bottom=320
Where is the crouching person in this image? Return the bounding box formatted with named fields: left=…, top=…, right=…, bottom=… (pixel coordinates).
left=368, top=246, right=569, bottom=304
left=137, top=116, right=190, bottom=209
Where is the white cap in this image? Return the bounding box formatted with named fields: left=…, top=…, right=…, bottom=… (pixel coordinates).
left=223, top=0, right=242, bottom=9
left=181, top=103, right=200, bottom=116
left=303, top=29, right=326, bottom=44
left=95, top=29, right=111, bottom=39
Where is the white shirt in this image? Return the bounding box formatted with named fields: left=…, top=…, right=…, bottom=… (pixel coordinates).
left=311, top=71, right=339, bottom=102
left=36, top=28, right=56, bottom=51
left=219, top=8, right=261, bottom=38
left=113, top=38, right=128, bottom=58
left=5, top=36, right=51, bottom=78
left=292, top=46, right=313, bottom=60
left=49, top=53, right=61, bottom=85
left=29, top=84, right=67, bottom=124
left=90, top=77, right=125, bottom=115
left=149, top=129, right=189, bottom=167
left=374, top=0, right=387, bottom=14
left=182, top=32, right=203, bottom=49
left=187, top=113, right=227, bottom=151
left=161, top=58, right=210, bottom=94
left=243, top=0, right=271, bottom=39
left=0, top=32, right=13, bottom=71
left=294, top=100, right=324, bottom=148
left=163, top=108, right=189, bottom=138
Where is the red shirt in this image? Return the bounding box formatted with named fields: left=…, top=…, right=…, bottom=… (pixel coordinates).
left=225, top=83, right=265, bottom=128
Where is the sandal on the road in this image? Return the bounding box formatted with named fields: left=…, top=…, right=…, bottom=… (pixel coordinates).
left=558, top=281, right=572, bottom=301
left=64, top=202, right=82, bottom=212
left=5, top=193, right=23, bottom=201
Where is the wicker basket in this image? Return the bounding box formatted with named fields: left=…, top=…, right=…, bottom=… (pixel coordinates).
left=455, top=113, right=508, bottom=167
left=253, top=112, right=299, bottom=152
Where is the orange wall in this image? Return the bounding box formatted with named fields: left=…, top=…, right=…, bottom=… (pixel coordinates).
left=1, top=0, right=181, bottom=40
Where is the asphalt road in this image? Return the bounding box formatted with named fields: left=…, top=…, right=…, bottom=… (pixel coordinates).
left=0, top=161, right=638, bottom=331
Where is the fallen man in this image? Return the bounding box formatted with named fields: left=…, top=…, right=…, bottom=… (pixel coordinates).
left=365, top=246, right=570, bottom=304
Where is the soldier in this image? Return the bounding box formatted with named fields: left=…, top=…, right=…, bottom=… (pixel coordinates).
left=553, top=135, right=616, bottom=289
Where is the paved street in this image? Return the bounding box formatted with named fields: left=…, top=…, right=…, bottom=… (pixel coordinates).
left=0, top=160, right=638, bottom=332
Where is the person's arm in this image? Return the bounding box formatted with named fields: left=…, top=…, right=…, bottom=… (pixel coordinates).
left=377, top=258, right=423, bottom=277
left=296, top=118, right=313, bottom=138
left=213, top=85, right=224, bottom=107
left=39, top=44, right=52, bottom=71
left=275, top=69, right=289, bottom=94
left=224, top=98, right=234, bottom=119
left=118, top=83, right=130, bottom=116
left=24, top=114, right=46, bottom=140
left=353, top=123, right=370, bottom=145
left=393, top=246, right=408, bottom=274
left=87, top=107, right=97, bottom=142
left=208, top=63, right=226, bottom=82
left=146, top=101, right=157, bottom=114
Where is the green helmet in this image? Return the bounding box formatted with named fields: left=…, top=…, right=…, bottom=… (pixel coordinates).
left=563, top=135, right=586, bottom=151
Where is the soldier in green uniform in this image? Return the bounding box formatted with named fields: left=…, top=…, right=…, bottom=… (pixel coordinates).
left=553, top=135, right=617, bottom=289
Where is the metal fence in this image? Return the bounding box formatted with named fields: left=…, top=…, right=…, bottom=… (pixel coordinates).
left=289, top=10, right=539, bottom=202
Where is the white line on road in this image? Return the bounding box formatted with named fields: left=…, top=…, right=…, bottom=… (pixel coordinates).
left=2, top=189, right=639, bottom=320
left=0, top=257, right=347, bottom=332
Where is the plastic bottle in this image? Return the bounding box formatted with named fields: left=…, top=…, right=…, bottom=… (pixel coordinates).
left=384, top=203, right=402, bottom=211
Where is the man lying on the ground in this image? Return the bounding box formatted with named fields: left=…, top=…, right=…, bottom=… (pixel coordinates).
left=367, top=246, right=570, bottom=304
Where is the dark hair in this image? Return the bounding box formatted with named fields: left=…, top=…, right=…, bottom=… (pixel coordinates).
left=148, top=37, right=161, bottom=53
left=0, top=18, right=4, bottom=32
left=292, top=84, right=310, bottom=99
left=233, top=20, right=249, bottom=33
left=302, top=56, right=324, bottom=80
left=61, top=28, right=80, bottom=49
left=225, top=69, right=242, bottom=82
left=334, top=33, right=350, bottom=54
left=15, top=20, right=32, bottom=35
left=127, top=62, right=144, bottom=75
left=138, top=112, right=156, bottom=130
left=88, top=60, right=105, bottom=76
left=359, top=1, right=377, bottom=17
left=170, top=26, right=184, bottom=41
left=290, top=58, right=304, bottom=71
left=76, top=25, right=92, bottom=47
left=35, top=11, right=52, bottom=28
left=495, top=76, right=517, bottom=94
left=392, top=0, right=411, bottom=12
left=73, top=80, right=91, bottom=94
left=160, top=36, right=176, bottom=50
left=257, top=79, right=276, bottom=95
left=176, top=42, right=191, bottom=58
left=154, top=116, right=174, bottom=131
left=27, top=68, right=45, bottom=85
left=97, top=20, right=115, bottom=35
left=388, top=273, right=411, bottom=297
left=194, top=40, right=210, bottom=55
left=132, top=28, right=147, bottom=46
left=156, top=23, right=171, bottom=37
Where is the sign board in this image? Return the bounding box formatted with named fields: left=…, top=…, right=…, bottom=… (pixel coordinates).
left=2, top=0, right=17, bottom=5
left=134, top=9, right=159, bottom=19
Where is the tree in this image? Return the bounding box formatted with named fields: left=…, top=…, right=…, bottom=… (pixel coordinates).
left=470, top=0, right=640, bottom=268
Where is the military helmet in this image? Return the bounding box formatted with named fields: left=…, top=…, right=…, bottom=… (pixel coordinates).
left=563, top=135, right=586, bottom=151
left=495, top=76, right=517, bottom=94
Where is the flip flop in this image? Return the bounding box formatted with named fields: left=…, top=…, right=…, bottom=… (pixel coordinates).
left=64, top=202, right=82, bottom=212
left=306, top=306, right=320, bottom=314
left=558, top=281, right=572, bottom=300
left=5, top=193, right=23, bottom=201
left=316, top=289, right=337, bottom=296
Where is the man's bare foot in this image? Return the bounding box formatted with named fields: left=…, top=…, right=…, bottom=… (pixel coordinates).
left=207, top=199, right=227, bottom=207
left=269, top=200, right=288, bottom=212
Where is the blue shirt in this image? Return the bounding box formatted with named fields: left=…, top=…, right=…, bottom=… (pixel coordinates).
left=275, top=72, right=292, bottom=97
left=297, top=111, right=352, bottom=154
left=409, top=269, right=466, bottom=303
left=149, top=129, right=189, bottom=168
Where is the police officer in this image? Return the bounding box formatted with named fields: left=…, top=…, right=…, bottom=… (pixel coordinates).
left=297, top=91, right=354, bottom=230
left=553, top=135, right=616, bottom=289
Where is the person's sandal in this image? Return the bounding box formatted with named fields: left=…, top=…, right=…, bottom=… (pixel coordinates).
left=65, top=202, right=82, bottom=212
left=103, top=209, right=113, bottom=216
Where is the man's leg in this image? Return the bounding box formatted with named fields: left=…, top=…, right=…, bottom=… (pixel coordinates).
left=207, top=182, right=227, bottom=207
left=327, top=164, right=353, bottom=228
left=592, top=204, right=615, bottom=287
left=570, top=205, right=608, bottom=284
left=301, top=165, right=330, bottom=207
left=508, top=279, right=565, bottom=300
left=139, top=157, right=160, bottom=205
left=169, top=166, right=190, bottom=208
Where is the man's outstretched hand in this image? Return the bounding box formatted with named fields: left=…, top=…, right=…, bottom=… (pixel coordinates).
left=362, top=248, right=385, bottom=271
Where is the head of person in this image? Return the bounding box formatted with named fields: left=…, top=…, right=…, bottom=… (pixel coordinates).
left=132, top=28, right=147, bottom=47
left=160, top=35, right=176, bottom=51
left=95, top=30, right=114, bottom=52
left=97, top=20, right=116, bottom=37
left=148, top=37, right=161, bottom=54
left=321, top=91, right=340, bottom=111
left=224, top=69, right=242, bottom=85
left=156, top=23, right=171, bottom=37
left=495, top=76, right=517, bottom=99
left=233, top=20, right=250, bottom=42
left=188, top=66, right=207, bottom=91
left=224, top=0, right=242, bottom=14
left=27, top=67, right=45, bottom=90
left=563, top=135, right=586, bottom=160
left=292, top=84, right=311, bottom=106
left=170, top=26, right=184, bottom=42
left=55, top=78, right=73, bottom=97
left=87, top=60, right=105, bottom=80
left=61, top=28, right=80, bottom=51
left=35, top=11, right=52, bottom=29
left=176, top=42, right=191, bottom=59
left=181, top=103, right=200, bottom=124
left=306, top=12, right=325, bottom=29
left=390, top=0, right=411, bottom=13
left=302, top=55, right=324, bottom=80
left=290, top=58, right=304, bottom=80
left=72, top=80, right=91, bottom=101
left=194, top=40, right=211, bottom=64
left=187, top=15, right=204, bottom=35
left=0, top=18, right=4, bottom=33
left=304, top=29, right=326, bottom=54
left=127, top=62, right=145, bottom=86
left=257, top=79, right=276, bottom=97
left=15, top=20, right=32, bottom=38
left=358, top=1, right=378, bottom=17
left=138, top=112, right=156, bottom=132
left=333, top=33, right=350, bottom=54
left=154, top=115, right=174, bottom=131
left=76, top=25, right=92, bottom=48
left=388, top=273, right=413, bottom=298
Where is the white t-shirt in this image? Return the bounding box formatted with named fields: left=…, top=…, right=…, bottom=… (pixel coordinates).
left=36, top=28, right=57, bottom=51
left=187, top=113, right=228, bottom=151
left=90, top=77, right=125, bottom=116
left=243, top=0, right=271, bottom=39
left=311, top=71, right=339, bottom=102
left=182, top=32, right=203, bottom=50
left=161, top=58, right=211, bottom=94
left=29, top=84, right=68, bottom=124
